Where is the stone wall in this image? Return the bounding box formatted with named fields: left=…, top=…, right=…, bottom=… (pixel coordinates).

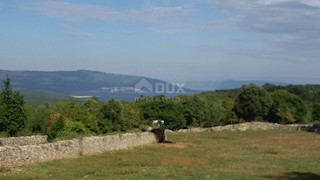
left=0, top=132, right=157, bottom=171
left=1, top=122, right=318, bottom=171
left=0, top=135, right=48, bottom=146
left=175, top=122, right=320, bottom=133
left=0, top=139, right=80, bottom=170
left=81, top=132, right=157, bottom=155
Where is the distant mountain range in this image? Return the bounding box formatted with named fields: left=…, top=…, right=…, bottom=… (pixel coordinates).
left=0, top=70, right=289, bottom=103
left=0, top=70, right=196, bottom=103
left=184, top=80, right=288, bottom=91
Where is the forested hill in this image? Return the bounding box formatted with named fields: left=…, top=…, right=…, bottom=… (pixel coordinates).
left=0, top=70, right=195, bottom=99
left=0, top=70, right=169, bottom=93
left=0, top=70, right=198, bottom=103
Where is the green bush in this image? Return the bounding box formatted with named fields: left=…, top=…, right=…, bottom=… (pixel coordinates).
left=47, top=112, right=65, bottom=140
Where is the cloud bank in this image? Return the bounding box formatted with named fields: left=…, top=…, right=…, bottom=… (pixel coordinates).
left=200, top=0, right=320, bottom=53
left=16, top=0, right=320, bottom=54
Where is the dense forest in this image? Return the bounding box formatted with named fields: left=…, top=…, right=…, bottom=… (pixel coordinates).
left=0, top=76, right=319, bottom=140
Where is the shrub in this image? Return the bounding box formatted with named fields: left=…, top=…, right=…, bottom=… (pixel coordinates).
left=47, top=112, right=64, bottom=140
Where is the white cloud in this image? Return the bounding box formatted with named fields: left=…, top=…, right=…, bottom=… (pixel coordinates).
left=16, top=0, right=320, bottom=60
left=197, top=0, right=320, bottom=54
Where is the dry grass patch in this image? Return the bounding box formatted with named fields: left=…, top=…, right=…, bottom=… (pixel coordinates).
left=160, top=142, right=190, bottom=149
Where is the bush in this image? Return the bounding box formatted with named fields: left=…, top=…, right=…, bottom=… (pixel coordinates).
left=47, top=112, right=65, bottom=140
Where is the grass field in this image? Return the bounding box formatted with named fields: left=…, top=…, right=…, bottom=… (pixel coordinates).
left=1, top=130, right=320, bottom=179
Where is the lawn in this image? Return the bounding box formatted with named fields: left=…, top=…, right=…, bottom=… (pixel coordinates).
left=1, top=130, right=320, bottom=179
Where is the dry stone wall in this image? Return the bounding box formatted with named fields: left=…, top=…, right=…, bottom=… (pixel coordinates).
left=0, top=135, right=48, bottom=146
left=1, top=122, right=318, bottom=171
left=81, top=132, right=157, bottom=155
left=0, top=132, right=157, bottom=171
left=175, top=122, right=320, bottom=133
left=0, top=139, right=80, bottom=170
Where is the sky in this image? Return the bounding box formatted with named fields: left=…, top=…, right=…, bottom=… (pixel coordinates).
left=0, top=0, right=320, bottom=83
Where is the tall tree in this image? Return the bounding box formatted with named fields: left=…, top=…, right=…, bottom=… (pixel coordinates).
left=234, top=85, right=272, bottom=121
left=139, top=95, right=186, bottom=130
left=101, top=99, right=128, bottom=132
left=268, top=90, right=307, bottom=123
left=181, top=95, right=205, bottom=127
left=0, top=76, right=26, bottom=136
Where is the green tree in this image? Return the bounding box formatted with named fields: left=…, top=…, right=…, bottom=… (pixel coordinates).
left=181, top=95, right=205, bottom=127
left=0, top=76, right=26, bottom=136
left=139, top=95, right=186, bottom=130
left=312, top=102, right=320, bottom=122
left=47, top=112, right=64, bottom=140
left=234, top=85, right=272, bottom=121
left=199, top=93, right=225, bottom=127
left=221, top=98, right=240, bottom=124
left=25, top=104, right=51, bottom=134
left=262, top=83, right=281, bottom=92
left=80, top=98, right=102, bottom=134
left=122, top=102, right=141, bottom=129
left=268, top=90, right=307, bottom=123
left=100, top=99, right=129, bottom=132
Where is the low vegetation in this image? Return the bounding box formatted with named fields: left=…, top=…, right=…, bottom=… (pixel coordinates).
left=0, top=76, right=320, bottom=139
left=1, top=130, right=319, bottom=179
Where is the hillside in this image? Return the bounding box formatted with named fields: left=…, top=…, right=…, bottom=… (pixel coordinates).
left=0, top=70, right=159, bottom=92
left=0, top=70, right=196, bottom=102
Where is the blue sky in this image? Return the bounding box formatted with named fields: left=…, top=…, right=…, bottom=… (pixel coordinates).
left=1, top=0, right=320, bottom=83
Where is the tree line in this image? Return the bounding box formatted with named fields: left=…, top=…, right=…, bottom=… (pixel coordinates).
left=0, top=76, right=319, bottom=140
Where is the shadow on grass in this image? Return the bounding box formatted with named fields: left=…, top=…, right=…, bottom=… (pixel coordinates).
left=264, top=172, right=320, bottom=180
left=307, top=125, right=320, bottom=134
